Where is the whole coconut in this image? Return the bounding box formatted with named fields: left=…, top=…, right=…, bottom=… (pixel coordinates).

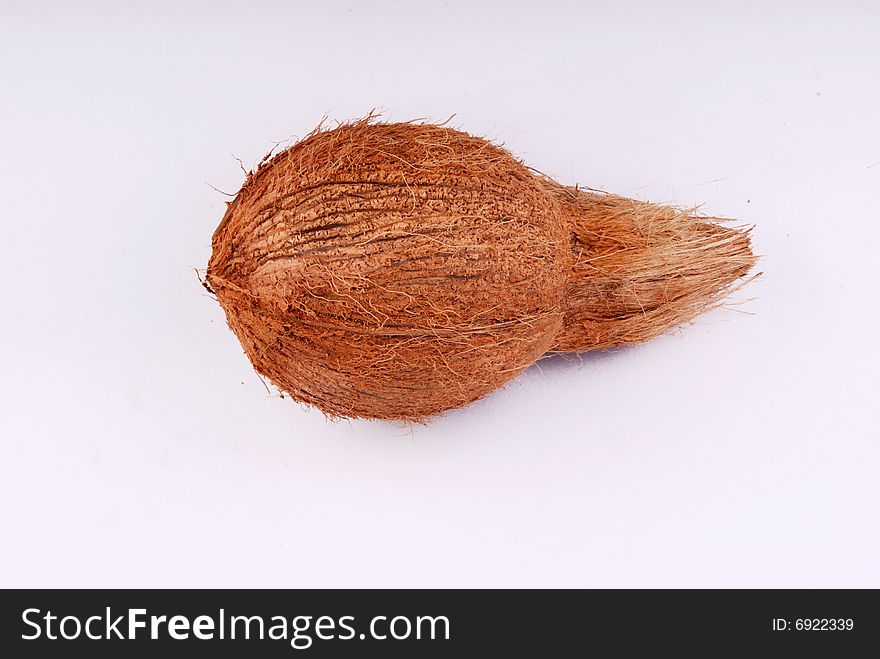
left=207, top=118, right=755, bottom=420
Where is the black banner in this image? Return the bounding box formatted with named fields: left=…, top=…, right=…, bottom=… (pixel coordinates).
left=1, top=589, right=876, bottom=656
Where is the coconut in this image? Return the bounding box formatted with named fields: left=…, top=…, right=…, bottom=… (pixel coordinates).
left=206, top=118, right=756, bottom=420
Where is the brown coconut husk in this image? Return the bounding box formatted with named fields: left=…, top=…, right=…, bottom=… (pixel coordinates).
left=206, top=117, right=757, bottom=421
left=545, top=184, right=757, bottom=351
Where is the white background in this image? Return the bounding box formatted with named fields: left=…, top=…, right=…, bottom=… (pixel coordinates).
left=1, top=1, right=878, bottom=587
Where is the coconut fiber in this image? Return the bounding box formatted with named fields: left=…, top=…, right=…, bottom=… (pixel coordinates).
left=206, top=117, right=757, bottom=421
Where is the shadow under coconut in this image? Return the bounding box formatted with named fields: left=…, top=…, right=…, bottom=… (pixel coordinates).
left=423, top=345, right=638, bottom=429
left=275, top=345, right=641, bottom=439
left=529, top=346, right=636, bottom=375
